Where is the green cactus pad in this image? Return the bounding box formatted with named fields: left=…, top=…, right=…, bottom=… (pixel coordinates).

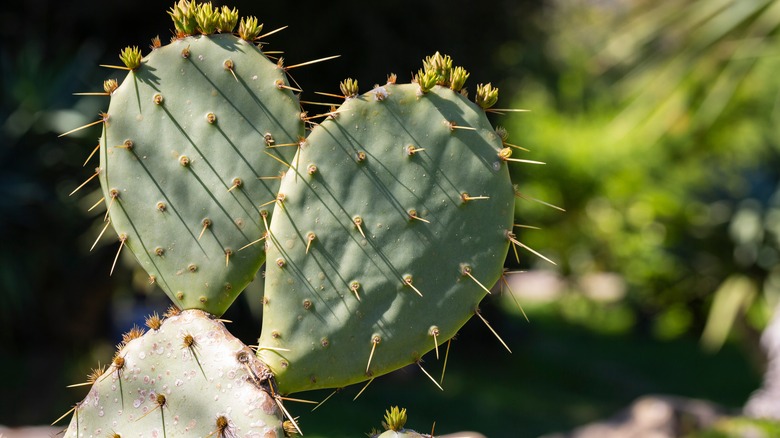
left=99, top=33, right=303, bottom=315
left=258, top=82, right=514, bottom=393
left=63, top=309, right=284, bottom=437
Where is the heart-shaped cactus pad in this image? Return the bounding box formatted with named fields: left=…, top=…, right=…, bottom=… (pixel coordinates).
left=258, top=79, right=515, bottom=393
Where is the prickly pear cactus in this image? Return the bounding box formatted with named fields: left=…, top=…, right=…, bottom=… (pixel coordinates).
left=258, top=59, right=516, bottom=393
left=97, top=3, right=302, bottom=316
left=63, top=309, right=284, bottom=437
left=62, top=1, right=534, bottom=434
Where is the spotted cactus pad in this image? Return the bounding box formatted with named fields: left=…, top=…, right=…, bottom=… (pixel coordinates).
left=258, top=82, right=515, bottom=393
left=99, top=33, right=303, bottom=316
left=63, top=309, right=283, bottom=437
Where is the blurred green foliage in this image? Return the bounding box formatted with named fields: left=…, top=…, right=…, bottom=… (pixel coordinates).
left=508, top=0, right=780, bottom=349
left=694, top=417, right=780, bottom=438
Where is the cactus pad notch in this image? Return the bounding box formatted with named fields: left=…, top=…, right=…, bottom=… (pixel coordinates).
left=259, top=66, right=516, bottom=393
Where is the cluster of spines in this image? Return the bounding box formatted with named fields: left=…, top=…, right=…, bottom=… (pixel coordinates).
left=78, top=4, right=286, bottom=98
left=383, top=406, right=408, bottom=432
left=413, top=51, right=469, bottom=94
left=410, top=51, right=503, bottom=112
left=108, top=1, right=265, bottom=73
left=367, top=406, right=433, bottom=438
left=169, top=0, right=246, bottom=38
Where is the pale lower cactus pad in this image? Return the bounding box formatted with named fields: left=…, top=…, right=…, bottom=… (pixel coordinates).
left=64, top=309, right=284, bottom=437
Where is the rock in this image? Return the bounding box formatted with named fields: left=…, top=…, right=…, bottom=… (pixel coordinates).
left=0, top=426, right=63, bottom=438
left=540, top=394, right=730, bottom=438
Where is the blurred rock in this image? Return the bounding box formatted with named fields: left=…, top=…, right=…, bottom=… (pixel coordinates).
left=745, top=304, right=780, bottom=419
left=0, top=426, right=62, bottom=438
left=540, top=395, right=729, bottom=438
left=505, top=270, right=567, bottom=303
left=579, top=272, right=626, bottom=303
